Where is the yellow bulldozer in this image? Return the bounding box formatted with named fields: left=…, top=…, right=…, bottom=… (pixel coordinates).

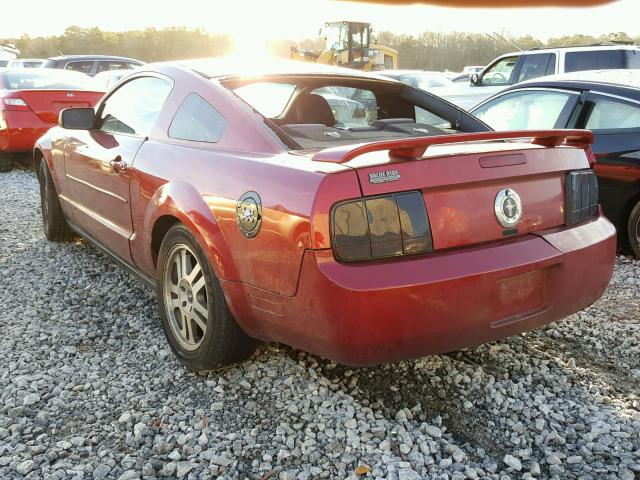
left=291, top=21, right=398, bottom=71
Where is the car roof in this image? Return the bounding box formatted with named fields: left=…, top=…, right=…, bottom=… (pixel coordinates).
left=507, top=69, right=640, bottom=95
left=496, top=44, right=640, bottom=59
left=46, top=55, right=143, bottom=63
left=155, top=57, right=397, bottom=82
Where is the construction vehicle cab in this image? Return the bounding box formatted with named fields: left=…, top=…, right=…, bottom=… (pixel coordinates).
left=291, top=21, right=398, bottom=71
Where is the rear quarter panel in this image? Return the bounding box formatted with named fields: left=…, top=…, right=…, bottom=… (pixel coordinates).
left=129, top=144, right=354, bottom=297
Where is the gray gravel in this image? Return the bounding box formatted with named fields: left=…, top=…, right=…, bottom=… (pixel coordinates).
left=1, top=165, right=639, bottom=480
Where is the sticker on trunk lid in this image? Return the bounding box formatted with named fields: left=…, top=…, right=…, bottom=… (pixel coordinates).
left=368, top=169, right=401, bottom=184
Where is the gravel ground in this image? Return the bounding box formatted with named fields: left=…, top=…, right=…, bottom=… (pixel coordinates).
left=1, top=164, right=639, bottom=480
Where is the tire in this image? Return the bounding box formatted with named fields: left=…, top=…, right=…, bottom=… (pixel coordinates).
left=0, top=152, right=12, bottom=172
left=628, top=200, right=640, bottom=259
left=156, top=224, right=258, bottom=371
left=39, top=159, right=74, bottom=241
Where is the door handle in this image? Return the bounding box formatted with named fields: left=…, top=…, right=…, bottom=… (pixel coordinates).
left=109, top=156, right=128, bottom=174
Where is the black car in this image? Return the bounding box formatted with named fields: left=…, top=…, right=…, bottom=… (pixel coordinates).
left=471, top=69, right=640, bottom=257
left=40, top=55, right=144, bottom=77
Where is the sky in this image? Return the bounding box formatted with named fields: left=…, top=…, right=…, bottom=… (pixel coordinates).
left=2, top=0, right=636, bottom=41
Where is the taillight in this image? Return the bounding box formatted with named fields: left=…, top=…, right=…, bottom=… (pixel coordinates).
left=1, top=95, right=30, bottom=112
left=3, top=98, right=27, bottom=107
left=331, top=191, right=433, bottom=262
left=564, top=170, right=598, bottom=225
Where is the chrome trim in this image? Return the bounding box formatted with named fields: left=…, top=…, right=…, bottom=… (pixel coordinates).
left=59, top=194, right=131, bottom=239
left=66, top=173, right=128, bottom=203
left=588, top=90, right=640, bottom=106
left=495, top=188, right=522, bottom=228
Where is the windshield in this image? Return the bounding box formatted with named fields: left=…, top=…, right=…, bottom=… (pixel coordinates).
left=324, top=23, right=348, bottom=52
left=2, top=69, right=95, bottom=90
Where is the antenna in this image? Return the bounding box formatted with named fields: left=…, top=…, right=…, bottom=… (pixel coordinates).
left=486, top=32, right=523, bottom=52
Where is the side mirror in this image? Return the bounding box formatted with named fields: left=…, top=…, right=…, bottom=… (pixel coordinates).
left=59, top=107, right=95, bottom=130
left=470, top=73, right=480, bottom=86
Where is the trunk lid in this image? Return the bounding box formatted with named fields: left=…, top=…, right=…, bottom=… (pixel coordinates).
left=314, top=130, right=594, bottom=251
left=16, top=90, right=104, bottom=123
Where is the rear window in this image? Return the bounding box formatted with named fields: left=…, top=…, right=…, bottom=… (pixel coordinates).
left=234, top=82, right=296, bottom=117
left=225, top=75, right=486, bottom=150
left=2, top=69, right=95, bottom=90
left=66, top=61, right=94, bottom=74
left=96, top=61, right=137, bottom=74
left=564, top=50, right=625, bottom=73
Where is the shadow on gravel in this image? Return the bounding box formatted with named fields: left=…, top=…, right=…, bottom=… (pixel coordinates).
left=283, top=345, right=508, bottom=459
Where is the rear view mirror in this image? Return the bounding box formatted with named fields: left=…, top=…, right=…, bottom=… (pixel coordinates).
left=470, top=73, right=480, bottom=86
left=59, top=108, right=95, bottom=130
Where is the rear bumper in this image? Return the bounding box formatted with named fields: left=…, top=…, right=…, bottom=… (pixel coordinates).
left=0, top=111, right=52, bottom=153
left=224, top=215, right=616, bottom=366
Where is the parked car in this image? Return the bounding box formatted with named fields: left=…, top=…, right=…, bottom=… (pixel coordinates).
left=0, top=68, right=104, bottom=172
left=451, top=74, right=471, bottom=84
left=453, top=44, right=640, bottom=109
left=462, top=65, right=484, bottom=75
left=7, top=58, right=45, bottom=68
left=41, top=55, right=144, bottom=77
left=471, top=69, right=640, bottom=257
left=35, top=59, right=615, bottom=371
left=378, top=70, right=455, bottom=91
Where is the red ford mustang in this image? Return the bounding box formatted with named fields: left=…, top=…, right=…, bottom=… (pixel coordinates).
left=35, top=59, right=616, bottom=371
left=0, top=68, right=104, bottom=172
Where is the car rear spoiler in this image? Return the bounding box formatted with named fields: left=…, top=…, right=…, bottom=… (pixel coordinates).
left=312, top=129, right=594, bottom=164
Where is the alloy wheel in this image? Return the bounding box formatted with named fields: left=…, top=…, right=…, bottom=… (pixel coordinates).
left=162, top=243, right=209, bottom=351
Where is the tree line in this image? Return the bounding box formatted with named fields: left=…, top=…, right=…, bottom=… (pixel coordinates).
left=3, top=26, right=638, bottom=71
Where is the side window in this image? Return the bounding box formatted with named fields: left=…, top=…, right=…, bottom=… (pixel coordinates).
left=565, top=50, right=624, bottom=72
left=96, top=61, right=136, bottom=74
left=473, top=90, right=578, bottom=131
left=583, top=95, right=640, bottom=130
left=169, top=93, right=227, bottom=143
left=516, top=54, right=554, bottom=83
left=66, top=61, right=93, bottom=74
left=480, top=56, right=518, bottom=86
left=100, top=77, right=172, bottom=136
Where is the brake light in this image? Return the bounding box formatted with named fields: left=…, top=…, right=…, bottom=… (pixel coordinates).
left=331, top=191, right=433, bottom=262
left=3, top=98, right=27, bottom=107
left=564, top=170, right=598, bottom=225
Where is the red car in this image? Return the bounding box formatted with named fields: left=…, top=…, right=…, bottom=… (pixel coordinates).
left=35, top=60, right=616, bottom=371
left=0, top=68, right=104, bottom=172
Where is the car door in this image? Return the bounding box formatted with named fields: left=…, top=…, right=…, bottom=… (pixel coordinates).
left=63, top=75, right=173, bottom=262
left=574, top=92, right=640, bottom=228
